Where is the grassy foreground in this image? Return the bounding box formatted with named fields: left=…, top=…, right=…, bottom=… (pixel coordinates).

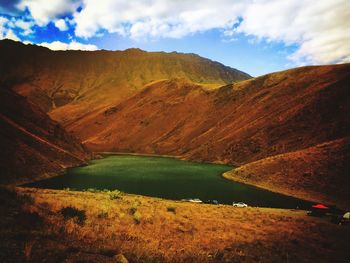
left=1, top=186, right=349, bottom=263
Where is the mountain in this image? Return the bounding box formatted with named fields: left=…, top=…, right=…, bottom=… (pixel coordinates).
left=66, top=63, right=350, bottom=205
left=0, top=88, right=90, bottom=184
left=76, top=64, right=350, bottom=161
left=1, top=39, right=349, bottom=205
left=0, top=39, right=251, bottom=127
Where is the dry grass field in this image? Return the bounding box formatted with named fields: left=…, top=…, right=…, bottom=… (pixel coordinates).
left=1, top=186, right=349, bottom=262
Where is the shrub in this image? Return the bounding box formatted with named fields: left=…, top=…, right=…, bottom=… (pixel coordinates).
left=86, top=188, right=99, bottom=193
left=130, top=200, right=141, bottom=207
left=18, top=194, right=34, bottom=205
left=128, top=207, right=137, bottom=215
left=59, top=206, right=86, bottom=225
left=109, top=190, right=123, bottom=200
left=97, top=211, right=108, bottom=219
left=167, top=206, right=176, bottom=213
left=133, top=211, right=142, bottom=224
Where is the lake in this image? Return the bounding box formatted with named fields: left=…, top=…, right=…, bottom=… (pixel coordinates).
left=25, top=154, right=313, bottom=209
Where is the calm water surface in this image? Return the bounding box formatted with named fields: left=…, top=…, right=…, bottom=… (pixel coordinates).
left=26, top=155, right=313, bottom=209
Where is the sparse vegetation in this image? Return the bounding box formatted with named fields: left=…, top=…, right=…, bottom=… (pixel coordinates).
left=133, top=211, right=142, bottom=224
left=167, top=206, right=176, bottom=213
left=85, top=188, right=99, bottom=193
left=59, top=206, right=86, bottom=225
left=97, top=211, right=108, bottom=219
left=128, top=207, right=137, bottom=215
left=18, top=193, right=35, bottom=205
left=109, top=189, right=123, bottom=200
left=2, top=187, right=346, bottom=263
left=1, top=187, right=350, bottom=262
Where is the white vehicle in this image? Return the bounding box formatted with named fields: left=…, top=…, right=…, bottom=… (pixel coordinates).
left=232, top=202, right=248, bottom=208
left=186, top=198, right=203, bottom=203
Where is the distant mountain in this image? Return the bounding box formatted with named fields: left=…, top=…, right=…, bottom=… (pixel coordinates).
left=0, top=88, right=90, bottom=184
left=0, top=39, right=251, bottom=127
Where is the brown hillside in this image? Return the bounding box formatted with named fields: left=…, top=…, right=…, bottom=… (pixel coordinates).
left=76, top=64, right=350, bottom=165
left=224, top=137, right=350, bottom=208
left=69, top=64, right=350, bottom=206
left=0, top=88, right=90, bottom=184
left=0, top=39, right=250, bottom=127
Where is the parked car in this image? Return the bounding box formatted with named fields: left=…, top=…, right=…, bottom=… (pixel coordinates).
left=211, top=200, right=219, bottom=205
left=186, top=198, right=203, bottom=203
left=232, top=202, right=248, bottom=208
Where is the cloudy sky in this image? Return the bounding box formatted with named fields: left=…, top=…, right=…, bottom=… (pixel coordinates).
left=0, top=0, right=349, bottom=76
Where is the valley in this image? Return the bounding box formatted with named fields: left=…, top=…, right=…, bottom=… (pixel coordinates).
left=0, top=39, right=349, bottom=262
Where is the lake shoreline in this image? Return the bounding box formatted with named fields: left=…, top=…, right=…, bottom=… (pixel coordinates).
left=222, top=170, right=348, bottom=210
left=96, top=152, right=319, bottom=208
left=16, top=151, right=321, bottom=209
left=25, top=154, right=313, bottom=209
left=96, top=151, right=232, bottom=165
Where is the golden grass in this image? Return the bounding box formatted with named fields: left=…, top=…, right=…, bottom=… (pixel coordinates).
left=8, top=187, right=350, bottom=262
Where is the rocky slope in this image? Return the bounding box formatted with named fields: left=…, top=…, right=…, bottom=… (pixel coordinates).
left=0, top=88, right=90, bottom=184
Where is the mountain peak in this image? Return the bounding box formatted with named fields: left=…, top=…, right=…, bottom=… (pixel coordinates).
left=123, top=47, right=146, bottom=53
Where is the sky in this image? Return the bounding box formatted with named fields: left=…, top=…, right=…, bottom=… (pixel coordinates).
left=0, top=0, right=349, bottom=76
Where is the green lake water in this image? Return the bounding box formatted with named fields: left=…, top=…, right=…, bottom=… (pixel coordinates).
left=25, top=155, right=313, bottom=209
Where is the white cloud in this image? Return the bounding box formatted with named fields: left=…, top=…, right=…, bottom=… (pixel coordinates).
left=236, top=0, right=350, bottom=65
left=73, top=0, right=244, bottom=38
left=4, top=29, right=20, bottom=41
left=70, top=0, right=350, bottom=65
left=37, top=40, right=98, bottom=51
left=54, top=19, right=68, bottom=31
left=18, top=0, right=81, bottom=26
left=0, top=16, right=21, bottom=41
left=11, top=19, right=34, bottom=35
left=4, top=0, right=350, bottom=66
left=0, top=16, right=8, bottom=35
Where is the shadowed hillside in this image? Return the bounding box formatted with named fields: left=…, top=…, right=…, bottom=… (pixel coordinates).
left=0, top=39, right=250, bottom=127
left=0, top=88, right=90, bottom=184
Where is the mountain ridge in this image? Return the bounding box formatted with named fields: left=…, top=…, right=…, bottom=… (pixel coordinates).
left=75, top=63, right=350, bottom=163
left=0, top=39, right=251, bottom=126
